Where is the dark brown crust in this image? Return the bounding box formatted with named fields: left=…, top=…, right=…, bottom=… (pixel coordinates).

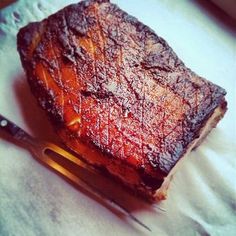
left=17, top=0, right=227, bottom=192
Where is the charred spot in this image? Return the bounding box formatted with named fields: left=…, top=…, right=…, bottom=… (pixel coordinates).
left=74, top=46, right=87, bottom=60
left=65, top=4, right=96, bottom=37
left=141, top=51, right=173, bottom=72
left=140, top=173, right=164, bottom=190
left=62, top=49, right=75, bottom=63
left=158, top=152, right=174, bottom=173
left=147, top=152, right=160, bottom=169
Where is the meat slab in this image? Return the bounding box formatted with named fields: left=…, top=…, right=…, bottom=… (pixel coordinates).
left=17, top=0, right=227, bottom=200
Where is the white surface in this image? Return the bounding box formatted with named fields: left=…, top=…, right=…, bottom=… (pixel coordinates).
left=0, top=0, right=236, bottom=235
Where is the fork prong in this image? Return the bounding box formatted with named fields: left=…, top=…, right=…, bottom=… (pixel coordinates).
left=43, top=142, right=99, bottom=174
left=39, top=148, right=151, bottom=232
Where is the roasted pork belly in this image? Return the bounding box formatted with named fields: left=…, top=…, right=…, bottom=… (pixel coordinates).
left=17, top=0, right=227, bottom=200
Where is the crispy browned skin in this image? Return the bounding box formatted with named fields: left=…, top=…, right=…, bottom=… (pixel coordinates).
left=17, top=0, right=226, bottom=198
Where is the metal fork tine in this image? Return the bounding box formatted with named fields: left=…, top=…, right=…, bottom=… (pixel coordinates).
left=39, top=144, right=151, bottom=232
left=43, top=143, right=99, bottom=175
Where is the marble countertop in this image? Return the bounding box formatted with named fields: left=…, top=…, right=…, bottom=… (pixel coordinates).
left=0, top=0, right=236, bottom=235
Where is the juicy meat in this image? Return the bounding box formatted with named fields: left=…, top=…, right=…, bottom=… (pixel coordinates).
left=17, top=0, right=227, bottom=200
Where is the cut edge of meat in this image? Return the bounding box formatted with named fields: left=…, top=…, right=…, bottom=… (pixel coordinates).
left=154, top=98, right=227, bottom=201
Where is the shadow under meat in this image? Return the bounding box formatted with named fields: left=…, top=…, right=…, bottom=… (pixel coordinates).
left=4, top=74, right=158, bottom=231
left=13, top=73, right=59, bottom=142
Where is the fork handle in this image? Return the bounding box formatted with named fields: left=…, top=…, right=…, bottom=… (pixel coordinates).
left=0, top=114, right=31, bottom=142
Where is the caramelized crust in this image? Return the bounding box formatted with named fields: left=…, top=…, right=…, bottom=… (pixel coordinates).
left=17, top=0, right=227, bottom=199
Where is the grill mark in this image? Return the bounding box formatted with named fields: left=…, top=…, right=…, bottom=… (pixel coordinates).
left=95, top=5, right=112, bottom=148
left=41, top=67, right=49, bottom=89
left=107, top=99, right=111, bottom=147
left=141, top=72, right=145, bottom=164
left=116, top=30, right=125, bottom=158
left=195, top=88, right=198, bottom=115
left=63, top=11, right=83, bottom=133
left=71, top=33, right=83, bottom=130
left=109, top=69, right=186, bottom=142
left=156, top=98, right=184, bottom=128
left=109, top=76, right=158, bottom=143
left=105, top=121, right=161, bottom=164
left=62, top=12, right=75, bottom=125
left=96, top=6, right=107, bottom=148
left=83, top=41, right=188, bottom=159
left=111, top=33, right=150, bottom=159
left=129, top=33, right=142, bottom=48
left=82, top=5, right=102, bottom=146
left=92, top=6, right=103, bottom=148
left=112, top=124, right=144, bottom=149
left=149, top=94, right=180, bottom=136
left=161, top=90, right=183, bottom=151
left=160, top=86, right=167, bottom=154
left=181, top=79, right=189, bottom=143
left=137, top=81, right=172, bottom=141
left=88, top=36, right=97, bottom=142
left=148, top=71, right=192, bottom=109
left=96, top=10, right=105, bottom=63
left=163, top=124, right=179, bottom=140
left=120, top=60, right=125, bottom=158
left=48, top=28, right=65, bottom=120
left=122, top=74, right=142, bottom=102
left=119, top=38, right=142, bottom=102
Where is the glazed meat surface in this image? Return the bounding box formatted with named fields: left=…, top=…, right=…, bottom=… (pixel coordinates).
left=17, top=0, right=226, bottom=198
